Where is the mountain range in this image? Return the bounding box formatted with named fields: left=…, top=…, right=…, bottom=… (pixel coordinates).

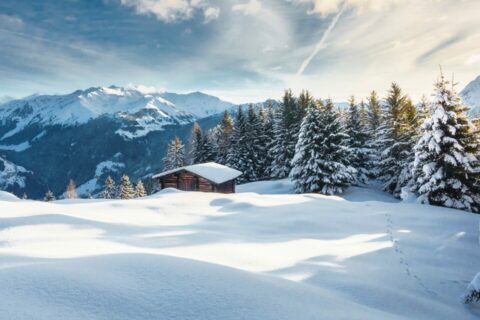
left=0, top=86, right=238, bottom=198
left=0, top=76, right=479, bottom=199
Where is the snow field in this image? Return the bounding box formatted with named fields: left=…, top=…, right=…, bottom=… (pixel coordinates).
left=0, top=181, right=479, bottom=319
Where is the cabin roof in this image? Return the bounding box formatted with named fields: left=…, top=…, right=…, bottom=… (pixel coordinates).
left=152, top=162, right=242, bottom=185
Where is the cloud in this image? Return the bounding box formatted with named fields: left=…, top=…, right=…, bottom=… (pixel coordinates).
left=203, top=6, right=220, bottom=23
left=0, top=13, right=24, bottom=29
left=119, top=0, right=219, bottom=23
left=291, top=0, right=401, bottom=15
left=232, top=0, right=262, bottom=15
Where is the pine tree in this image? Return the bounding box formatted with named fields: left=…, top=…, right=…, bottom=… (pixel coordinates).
left=214, top=111, right=234, bottom=164
left=135, top=180, right=147, bottom=198
left=270, top=90, right=298, bottom=178
left=227, top=106, right=252, bottom=183
left=102, top=175, right=116, bottom=199
left=412, top=74, right=480, bottom=212
left=345, top=96, right=371, bottom=184
left=243, top=105, right=263, bottom=181
left=65, top=179, right=78, bottom=199
left=22, top=192, right=28, bottom=200
left=119, top=175, right=135, bottom=200
left=163, top=137, right=186, bottom=170
left=189, top=123, right=204, bottom=164
left=258, top=106, right=275, bottom=178
left=44, top=190, right=55, bottom=202
left=378, top=83, right=410, bottom=194
left=366, top=91, right=383, bottom=178
left=199, top=133, right=216, bottom=163
left=396, top=98, right=420, bottom=196
left=290, top=100, right=356, bottom=194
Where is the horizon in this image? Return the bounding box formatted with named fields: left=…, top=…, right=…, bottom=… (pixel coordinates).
left=1, top=0, right=480, bottom=103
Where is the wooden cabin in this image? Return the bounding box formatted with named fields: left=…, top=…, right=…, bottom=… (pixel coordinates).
left=152, top=162, right=242, bottom=193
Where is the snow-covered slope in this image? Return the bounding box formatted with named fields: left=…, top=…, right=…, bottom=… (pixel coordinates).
left=460, top=75, right=480, bottom=117
left=0, top=85, right=234, bottom=140
left=0, top=183, right=478, bottom=319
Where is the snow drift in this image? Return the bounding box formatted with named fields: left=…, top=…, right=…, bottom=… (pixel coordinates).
left=0, top=182, right=479, bottom=319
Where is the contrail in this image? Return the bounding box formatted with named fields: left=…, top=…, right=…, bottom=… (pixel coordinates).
left=296, top=1, right=347, bottom=76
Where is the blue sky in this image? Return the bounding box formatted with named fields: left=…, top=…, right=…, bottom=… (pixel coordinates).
left=1, top=0, right=479, bottom=103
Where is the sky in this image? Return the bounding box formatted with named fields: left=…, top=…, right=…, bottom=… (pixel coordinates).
left=0, top=0, right=480, bottom=104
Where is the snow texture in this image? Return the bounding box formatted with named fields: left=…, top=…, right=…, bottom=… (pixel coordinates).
left=0, top=181, right=478, bottom=319
left=153, top=162, right=242, bottom=184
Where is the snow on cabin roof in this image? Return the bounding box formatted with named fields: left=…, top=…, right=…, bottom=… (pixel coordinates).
left=152, top=162, right=242, bottom=185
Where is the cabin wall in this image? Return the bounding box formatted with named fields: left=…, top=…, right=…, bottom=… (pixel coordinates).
left=156, top=172, right=236, bottom=193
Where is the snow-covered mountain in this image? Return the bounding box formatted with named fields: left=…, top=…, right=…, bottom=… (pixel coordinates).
left=0, top=85, right=234, bottom=140
left=460, top=75, right=480, bottom=117
left=0, top=86, right=278, bottom=198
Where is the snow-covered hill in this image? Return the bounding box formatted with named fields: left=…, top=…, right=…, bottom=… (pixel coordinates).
left=0, top=183, right=478, bottom=319
left=460, top=75, right=480, bottom=117
left=0, top=85, right=234, bottom=140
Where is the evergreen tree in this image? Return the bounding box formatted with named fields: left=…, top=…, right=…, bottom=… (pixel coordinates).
left=163, top=137, right=186, bottom=170
left=227, top=106, right=252, bottom=182
left=189, top=122, right=204, bottom=164
left=378, top=83, right=410, bottom=194
left=119, top=175, right=135, bottom=200
left=199, top=133, right=216, bottom=163
left=44, top=190, right=55, bottom=202
left=345, top=96, right=371, bottom=184
left=135, top=180, right=147, bottom=198
left=22, top=193, right=28, bottom=200
left=291, top=100, right=356, bottom=194
left=102, top=175, right=116, bottom=199
left=270, top=90, right=298, bottom=178
left=412, top=74, right=480, bottom=212
left=214, top=111, right=234, bottom=164
left=259, top=106, right=275, bottom=178
left=366, top=91, right=383, bottom=177
left=243, top=105, right=263, bottom=181
left=65, top=179, right=78, bottom=199
left=396, top=98, right=420, bottom=196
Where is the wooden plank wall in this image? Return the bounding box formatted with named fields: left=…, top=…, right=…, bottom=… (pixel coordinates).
left=156, top=172, right=235, bottom=193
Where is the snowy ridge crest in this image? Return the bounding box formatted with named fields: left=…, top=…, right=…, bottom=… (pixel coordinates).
left=0, top=86, right=234, bottom=140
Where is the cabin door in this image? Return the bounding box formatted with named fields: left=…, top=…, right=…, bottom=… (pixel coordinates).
left=179, top=177, right=195, bottom=191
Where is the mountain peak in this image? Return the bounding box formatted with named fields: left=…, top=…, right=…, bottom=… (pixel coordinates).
left=460, top=75, right=480, bottom=117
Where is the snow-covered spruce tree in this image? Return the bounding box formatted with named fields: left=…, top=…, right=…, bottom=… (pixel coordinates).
left=102, top=175, right=116, bottom=199
left=214, top=111, right=234, bottom=165
left=200, top=132, right=216, bottom=163
left=411, top=74, right=480, bottom=212
left=378, top=83, right=410, bottom=194
left=119, top=175, right=135, bottom=200
left=345, top=96, right=371, bottom=184
left=366, top=91, right=383, bottom=178
left=65, top=179, right=78, bottom=199
left=258, top=106, right=275, bottom=179
left=44, top=190, right=55, bottom=202
left=269, top=90, right=298, bottom=178
left=396, top=98, right=421, bottom=196
left=135, top=180, right=146, bottom=198
left=290, top=100, right=356, bottom=194
left=189, top=122, right=204, bottom=164
left=243, top=105, right=264, bottom=182
left=163, top=137, right=186, bottom=170
left=227, top=106, right=254, bottom=183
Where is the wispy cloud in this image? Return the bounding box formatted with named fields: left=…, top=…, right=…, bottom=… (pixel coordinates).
left=290, top=0, right=401, bottom=15
left=232, top=0, right=262, bottom=15
left=119, top=0, right=219, bottom=23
